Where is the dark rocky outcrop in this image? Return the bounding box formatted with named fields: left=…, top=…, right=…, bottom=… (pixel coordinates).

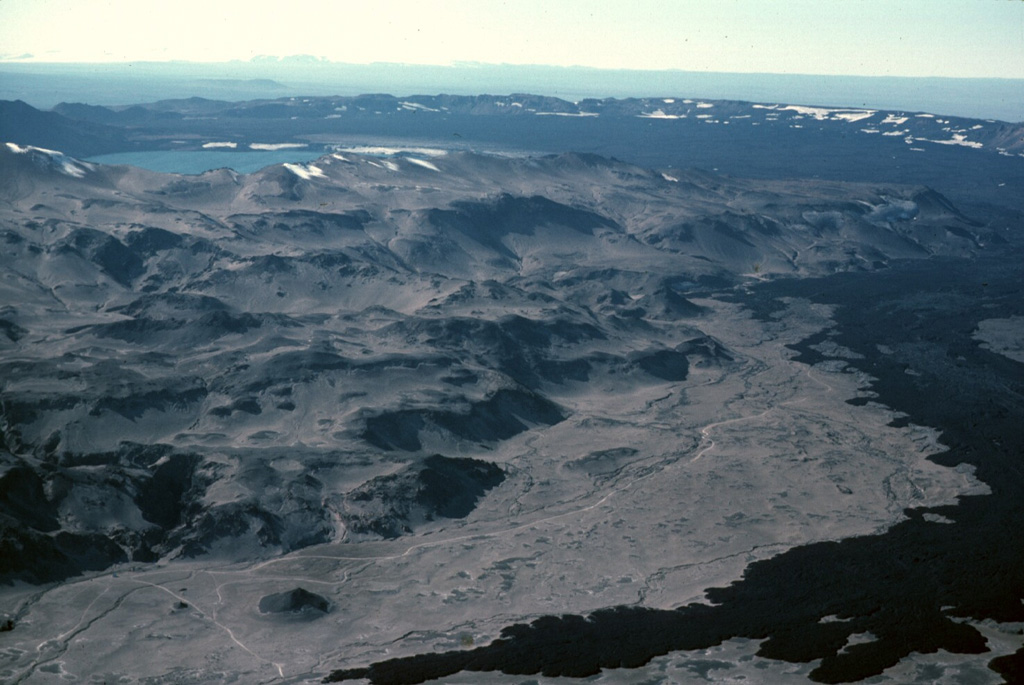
left=362, top=388, right=564, bottom=452
left=341, top=455, right=504, bottom=539
left=258, top=587, right=331, bottom=615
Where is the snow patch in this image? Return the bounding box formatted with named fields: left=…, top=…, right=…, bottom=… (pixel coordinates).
left=202, top=141, right=237, bottom=149
left=5, top=142, right=93, bottom=177
left=405, top=157, right=441, bottom=172
left=283, top=163, right=326, bottom=180
left=251, top=143, right=307, bottom=150
left=335, top=146, right=448, bottom=157
left=832, top=110, right=876, bottom=123
left=782, top=105, right=874, bottom=122
left=923, top=134, right=984, bottom=149
left=535, top=111, right=599, bottom=117
left=661, top=173, right=679, bottom=182
left=639, top=110, right=684, bottom=119
left=400, top=101, right=440, bottom=112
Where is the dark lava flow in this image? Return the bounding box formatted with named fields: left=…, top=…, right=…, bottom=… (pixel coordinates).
left=325, top=253, right=1024, bottom=684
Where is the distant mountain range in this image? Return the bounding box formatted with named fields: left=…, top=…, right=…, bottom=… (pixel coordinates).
left=4, top=93, right=1022, bottom=158
left=3, top=93, right=1022, bottom=216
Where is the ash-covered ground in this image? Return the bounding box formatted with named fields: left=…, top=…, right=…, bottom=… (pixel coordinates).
left=0, top=139, right=1021, bottom=684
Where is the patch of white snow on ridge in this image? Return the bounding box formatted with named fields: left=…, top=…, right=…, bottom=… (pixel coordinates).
left=400, top=101, right=439, bottom=112
left=202, top=141, right=237, bottom=149
left=535, top=111, right=600, bottom=117
left=335, top=146, right=448, bottom=157
left=405, top=157, right=440, bottom=172
left=662, top=98, right=675, bottom=104
left=661, top=173, right=679, bottom=182
left=251, top=143, right=307, bottom=150
left=6, top=142, right=93, bottom=177
left=639, top=109, right=684, bottom=119
left=925, top=134, right=984, bottom=149
left=696, top=102, right=714, bottom=108
left=882, top=114, right=908, bottom=125
left=283, top=163, right=326, bottom=180
left=782, top=105, right=874, bottom=122
left=832, top=110, right=876, bottom=123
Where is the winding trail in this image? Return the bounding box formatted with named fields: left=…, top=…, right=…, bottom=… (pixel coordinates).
left=128, top=575, right=286, bottom=679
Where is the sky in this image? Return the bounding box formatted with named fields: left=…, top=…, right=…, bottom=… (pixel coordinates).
left=0, top=0, right=1022, bottom=79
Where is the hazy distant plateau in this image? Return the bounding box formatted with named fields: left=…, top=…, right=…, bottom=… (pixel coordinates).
left=2, top=61, right=1023, bottom=122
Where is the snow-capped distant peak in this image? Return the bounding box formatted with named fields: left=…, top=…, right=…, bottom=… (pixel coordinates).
left=5, top=142, right=94, bottom=178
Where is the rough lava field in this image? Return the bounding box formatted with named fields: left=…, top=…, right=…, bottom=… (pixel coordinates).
left=0, top=105, right=1022, bottom=685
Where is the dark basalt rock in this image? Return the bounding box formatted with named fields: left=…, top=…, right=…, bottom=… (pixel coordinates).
left=427, top=194, right=618, bottom=260
left=135, top=453, right=201, bottom=529
left=633, top=348, right=689, bottom=381
left=259, top=587, right=331, bottom=615
left=0, top=443, right=209, bottom=584
left=55, top=228, right=145, bottom=287
left=124, top=226, right=184, bottom=254
left=0, top=319, right=27, bottom=342
left=341, top=455, right=505, bottom=539
left=362, top=388, right=564, bottom=452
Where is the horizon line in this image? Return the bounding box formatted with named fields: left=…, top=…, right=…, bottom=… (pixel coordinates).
left=2, top=58, right=1024, bottom=82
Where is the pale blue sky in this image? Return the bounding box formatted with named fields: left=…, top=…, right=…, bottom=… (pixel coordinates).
left=1, top=0, right=1022, bottom=78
